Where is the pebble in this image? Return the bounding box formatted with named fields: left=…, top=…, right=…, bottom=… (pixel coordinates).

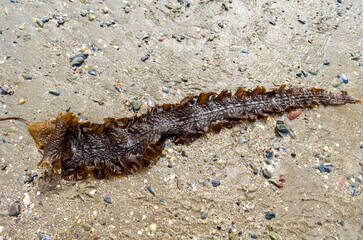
left=24, top=172, right=38, bottom=183
left=80, top=10, right=88, bottom=17
left=71, top=74, right=78, bottom=81
left=103, top=7, right=109, bottom=14
left=131, top=100, right=141, bottom=112
left=141, top=54, right=150, bottom=62
left=341, top=74, right=348, bottom=84
left=177, top=179, right=184, bottom=190
left=104, top=194, right=112, bottom=204
left=162, top=88, right=170, bottom=94
left=89, top=14, right=95, bottom=21
left=9, top=202, right=21, bottom=216
left=22, top=74, right=33, bottom=80
left=36, top=19, right=44, bottom=28
left=318, top=163, right=332, bottom=173
left=264, top=211, right=276, bottom=220
left=124, top=7, right=131, bottom=13
left=287, top=110, right=303, bottom=120
left=269, top=21, right=276, bottom=26
left=57, top=18, right=65, bottom=26
left=250, top=163, right=258, bottom=174
left=80, top=44, right=87, bottom=52
left=265, top=151, right=273, bottom=159
left=0, top=85, right=14, bottom=95
left=88, top=69, right=97, bottom=76
left=211, top=180, right=221, bottom=187
left=262, top=168, right=273, bottom=179
left=250, top=233, right=258, bottom=239
left=147, top=185, right=157, bottom=196
left=298, top=19, right=306, bottom=24
left=70, top=53, right=88, bottom=66
left=49, top=90, right=61, bottom=96
left=18, top=98, right=26, bottom=105
left=323, top=60, right=330, bottom=65
left=149, top=223, right=157, bottom=232
left=82, top=224, right=91, bottom=231
left=19, top=26, right=25, bottom=30
left=201, top=212, right=208, bottom=220
left=269, top=234, right=281, bottom=240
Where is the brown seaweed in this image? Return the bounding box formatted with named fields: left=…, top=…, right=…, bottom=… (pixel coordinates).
left=1, top=85, right=361, bottom=180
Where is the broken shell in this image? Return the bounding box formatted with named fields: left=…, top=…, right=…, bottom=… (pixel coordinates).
left=275, top=120, right=289, bottom=136
left=70, top=53, right=88, bottom=66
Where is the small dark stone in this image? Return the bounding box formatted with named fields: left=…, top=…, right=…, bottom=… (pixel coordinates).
left=218, top=22, right=224, bottom=28
left=1, top=165, right=7, bottom=170
left=0, top=30, right=2, bottom=35
left=337, top=0, right=342, bottom=3
left=302, top=70, right=308, bottom=77
left=264, top=211, right=276, bottom=220
left=141, top=54, right=150, bottom=62
left=104, top=194, right=112, bottom=204
left=201, top=212, right=208, bottom=220
left=323, top=60, right=330, bottom=65
left=318, top=164, right=332, bottom=173
left=265, top=151, right=273, bottom=159
left=291, top=153, right=296, bottom=158
left=181, top=151, right=186, bottom=156
left=250, top=233, right=258, bottom=239
left=42, top=17, right=50, bottom=23
left=298, top=19, right=306, bottom=24
left=24, top=172, right=38, bottom=183
left=181, top=78, right=188, bottom=82
left=57, top=18, right=65, bottom=26
left=211, top=180, right=221, bottom=187
left=216, top=226, right=222, bottom=230
left=9, top=202, right=21, bottom=216
left=269, top=21, right=276, bottom=26
left=339, top=220, right=344, bottom=226
left=296, top=72, right=303, bottom=77
left=172, top=34, right=185, bottom=42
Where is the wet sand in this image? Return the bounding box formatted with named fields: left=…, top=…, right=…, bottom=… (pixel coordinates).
left=0, top=0, right=362, bottom=239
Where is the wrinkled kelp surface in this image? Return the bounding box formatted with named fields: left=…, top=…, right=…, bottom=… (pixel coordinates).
left=22, top=85, right=360, bottom=180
